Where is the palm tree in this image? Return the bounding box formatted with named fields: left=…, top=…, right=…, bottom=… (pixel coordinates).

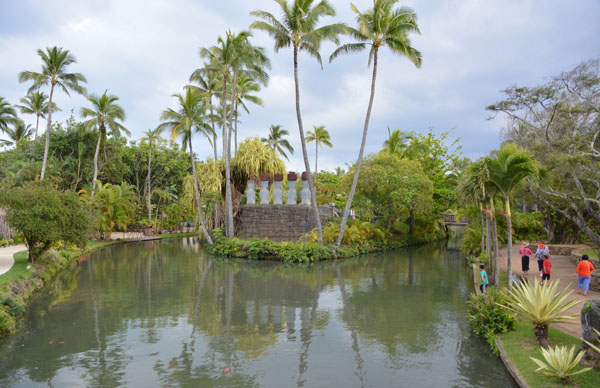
left=0, top=97, right=18, bottom=134
left=232, top=71, right=264, bottom=155
left=188, top=64, right=222, bottom=161
left=19, top=47, right=87, bottom=180
left=158, top=88, right=214, bottom=244
left=201, top=30, right=269, bottom=238
left=81, top=90, right=129, bottom=198
left=0, top=120, right=33, bottom=147
left=383, top=127, right=413, bottom=158
left=251, top=0, right=346, bottom=241
left=306, top=125, right=332, bottom=181
left=261, top=124, right=294, bottom=161
left=330, top=0, right=421, bottom=248
left=141, top=128, right=163, bottom=222
left=16, top=91, right=59, bottom=139
left=485, top=143, right=539, bottom=289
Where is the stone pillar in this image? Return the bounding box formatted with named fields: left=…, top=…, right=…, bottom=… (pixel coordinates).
left=260, top=172, right=270, bottom=205
left=286, top=172, right=297, bottom=205
left=273, top=173, right=284, bottom=204
left=245, top=180, right=256, bottom=205
left=300, top=171, right=311, bottom=205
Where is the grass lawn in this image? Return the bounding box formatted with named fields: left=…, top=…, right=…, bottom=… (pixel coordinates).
left=499, top=320, right=600, bottom=388
left=579, top=248, right=598, bottom=259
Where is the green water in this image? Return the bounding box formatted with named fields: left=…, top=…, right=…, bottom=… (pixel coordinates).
left=0, top=239, right=516, bottom=387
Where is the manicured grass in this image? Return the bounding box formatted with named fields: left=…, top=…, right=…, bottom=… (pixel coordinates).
left=0, top=250, right=29, bottom=295
left=499, top=319, right=600, bottom=388
left=580, top=248, right=598, bottom=259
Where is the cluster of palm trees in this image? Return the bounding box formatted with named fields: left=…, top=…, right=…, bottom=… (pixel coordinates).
left=459, top=143, right=539, bottom=290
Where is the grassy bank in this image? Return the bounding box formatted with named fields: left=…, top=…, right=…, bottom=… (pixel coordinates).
left=498, top=320, right=600, bottom=388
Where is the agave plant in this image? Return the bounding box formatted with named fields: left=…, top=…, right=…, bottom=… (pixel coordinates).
left=530, top=345, right=591, bottom=382
left=498, top=280, right=582, bottom=347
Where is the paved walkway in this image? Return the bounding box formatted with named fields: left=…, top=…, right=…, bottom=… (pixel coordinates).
left=0, top=245, right=26, bottom=275
left=497, top=243, right=598, bottom=338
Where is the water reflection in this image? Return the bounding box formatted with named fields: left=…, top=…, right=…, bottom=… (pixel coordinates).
left=0, top=240, right=516, bottom=388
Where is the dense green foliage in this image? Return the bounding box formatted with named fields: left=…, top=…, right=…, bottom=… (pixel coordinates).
left=0, top=182, right=91, bottom=262
left=467, top=288, right=515, bottom=353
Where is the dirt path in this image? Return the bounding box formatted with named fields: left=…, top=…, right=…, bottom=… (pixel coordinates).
left=497, top=243, right=597, bottom=338
left=0, top=245, right=26, bottom=275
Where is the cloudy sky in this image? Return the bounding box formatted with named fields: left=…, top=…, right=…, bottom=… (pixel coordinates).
left=1, top=0, right=599, bottom=172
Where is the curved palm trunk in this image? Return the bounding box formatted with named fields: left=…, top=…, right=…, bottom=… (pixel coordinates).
left=485, top=212, right=491, bottom=266
left=147, top=143, right=152, bottom=222
left=91, top=132, right=102, bottom=199
left=479, top=203, right=485, bottom=253
left=221, top=76, right=231, bottom=237
left=505, top=197, right=513, bottom=290
left=189, top=136, right=213, bottom=244
left=293, top=46, right=323, bottom=242
left=336, top=47, right=379, bottom=248
left=490, top=197, right=500, bottom=286
left=224, top=70, right=237, bottom=238
left=40, top=84, right=55, bottom=180
left=209, top=94, right=218, bottom=161
left=234, top=99, right=239, bottom=156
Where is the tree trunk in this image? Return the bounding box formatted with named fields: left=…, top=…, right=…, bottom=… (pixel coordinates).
left=147, top=143, right=152, bottom=222
left=490, top=197, right=500, bottom=286
left=479, top=203, right=485, bottom=254
left=505, top=196, right=513, bottom=290
left=221, top=74, right=230, bottom=237
left=292, top=45, right=323, bottom=242
left=336, top=46, right=379, bottom=248
left=234, top=99, right=239, bottom=156
left=543, top=208, right=555, bottom=242
left=189, top=136, right=213, bottom=244
left=534, top=324, right=549, bottom=348
left=315, top=141, right=318, bottom=183
left=209, top=93, right=218, bottom=161
left=225, top=70, right=237, bottom=238
left=40, top=84, right=55, bottom=180
left=91, top=132, right=102, bottom=198
left=485, top=213, right=491, bottom=268
left=34, top=114, right=40, bottom=139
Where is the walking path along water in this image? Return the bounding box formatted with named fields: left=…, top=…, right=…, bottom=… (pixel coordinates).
left=0, top=245, right=26, bottom=275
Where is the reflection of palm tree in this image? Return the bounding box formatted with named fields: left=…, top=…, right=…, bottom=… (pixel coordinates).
left=296, top=273, right=322, bottom=388
left=336, top=266, right=367, bottom=387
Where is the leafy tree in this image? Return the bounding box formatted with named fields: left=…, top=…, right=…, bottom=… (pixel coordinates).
left=251, top=0, right=346, bottom=242
left=261, top=124, right=294, bottom=161
left=0, top=181, right=91, bottom=263
left=158, top=88, right=214, bottom=244
left=0, top=97, right=18, bottom=134
left=83, top=181, right=137, bottom=239
left=330, top=0, right=422, bottom=247
left=19, top=47, right=87, bottom=180
left=16, top=91, right=59, bottom=139
left=485, top=143, right=539, bottom=289
left=306, top=125, right=332, bottom=181
left=81, top=90, right=128, bottom=198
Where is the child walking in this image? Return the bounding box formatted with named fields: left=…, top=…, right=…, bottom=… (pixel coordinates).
left=575, top=254, right=596, bottom=296
left=480, top=264, right=489, bottom=294
left=541, top=255, right=552, bottom=286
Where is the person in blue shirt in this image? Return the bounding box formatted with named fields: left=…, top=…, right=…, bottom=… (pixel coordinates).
left=480, top=264, right=489, bottom=294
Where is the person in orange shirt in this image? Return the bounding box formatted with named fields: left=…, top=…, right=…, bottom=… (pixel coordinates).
left=575, top=254, right=596, bottom=296
left=541, top=255, right=551, bottom=286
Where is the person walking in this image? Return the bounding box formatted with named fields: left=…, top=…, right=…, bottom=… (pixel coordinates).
left=541, top=254, right=552, bottom=286
left=520, top=242, right=532, bottom=275
left=479, top=264, right=489, bottom=294
left=575, top=254, right=596, bottom=296
left=536, top=242, right=548, bottom=274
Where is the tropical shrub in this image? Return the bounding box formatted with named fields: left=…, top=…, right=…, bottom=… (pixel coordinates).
left=513, top=212, right=545, bottom=241
left=247, top=238, right=278, bottom=259
left=460, top=227, right=482, bottom=255
left=498, top=280, right=582, bottom=347
left=530, top=345, right=591, bottom=382
left=279, top=242, right=332, bottom=263
left=467, top=288, right=515, bottom=352
left=0, top=239, right=7, bottom=247
left=1, top=296, right=25, bottom=317
left=0, top=307, right=16, bottom=337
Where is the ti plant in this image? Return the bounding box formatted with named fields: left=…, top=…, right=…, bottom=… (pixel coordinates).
left=530, top=345, right=591, bottom=382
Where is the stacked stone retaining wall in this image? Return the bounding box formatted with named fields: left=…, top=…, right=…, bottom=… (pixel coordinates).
left=239, top=205, right=336, bottom=242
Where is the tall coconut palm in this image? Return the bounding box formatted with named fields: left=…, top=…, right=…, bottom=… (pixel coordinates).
left=232, top=71, right=264, bottom=155
left=19, top=47, right=87, bottom=180
left=81, top=90, right=129, bottom=198
left=330, top=0, right=421, bottom=248
left=0, top=97, right=18, bottom=134
left=306, top=125, right=332, bottom=181
left=0, top=120, right=33, bottom=147
left=201, top=30, right=270, bottom=238
left=16, top=91, right=59, bottom=139
left=485, top=143, right=539, bottom=290
left=141, top=128, right=163, bottom=222
left=261, top=124, right=294, bottom=161
left=251, top=0, right=346, bottom=241
left=188, top=64, right=222, bottom=161
left=158, top=88, right=214, bottom=244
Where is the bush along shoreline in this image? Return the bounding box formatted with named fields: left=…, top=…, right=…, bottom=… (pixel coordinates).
left=209, top=226, right=447, bottom=263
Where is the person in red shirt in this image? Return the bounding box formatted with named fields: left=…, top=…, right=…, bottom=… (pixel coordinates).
left=541, top=255, right=552, bottom=286
left=575, top=254, right=596, bottom=296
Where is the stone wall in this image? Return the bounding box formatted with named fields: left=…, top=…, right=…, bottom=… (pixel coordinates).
left=239, top=205, right=336, bottom=242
